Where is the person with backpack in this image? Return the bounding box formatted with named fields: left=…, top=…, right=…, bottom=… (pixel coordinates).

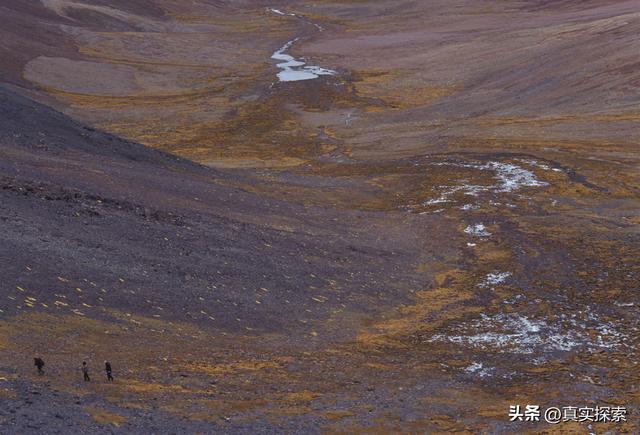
left=34, top=357, right=45, bottom=375
left=82, top=361, right=90, bottom=382
left=104, top=361, right=113, bottom=381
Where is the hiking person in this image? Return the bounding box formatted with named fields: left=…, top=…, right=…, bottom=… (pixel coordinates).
left=34, top=357, right=45, bottom=375
left=82, top=361, right=90, bottom=382
left=104, top=361, right=113, bottom=381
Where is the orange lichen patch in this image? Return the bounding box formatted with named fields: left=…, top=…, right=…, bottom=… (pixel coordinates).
left=530, top=422, right=591, bottom=434
left=252, top=391, right=323, bottom=419
left=179, top=398, right=269, bottom=421
left=86, top=406, right=126, bottom=427
left=0, top=387, right=17, bottom=399
left=119, top=402, right=150, bottom=411
left=387, top=85, right=458, bottom=109
left=414, top=263, right=434, bottom=273
left=280, top=390, right=322, bottom=403
left=202, top=157, right=307, bottom=169
left=167, top=6, right=278, bottom=31
left=352, top=69, right=458, bottom=109
left=122, top=379, right=193, bottom=394
left=324, top=409, right=356, bottom=420
left=0, top=312, right=239, bottom=382
left=43, top=86, right=228, bottom=110
left=356, top=269, right=480, bottom=347
left=135, top=96, right=316, bottom=167
left=475, top=246, right=513, bottom=264
left=323, top=415, right=447, bottom=434
left=364, top=173, right=410, bottom=190
left=265, top=406, right=313, bottom=417
left=0, top=329, right=8, bottom=350
left=363, top=362, right=391, bottom=370
left=351, top=70, right=396, bottom=108
left=181, top=360, right=281, bottom=377
left=423, top=414, right=472, bottom=433
left=418, top=386, right=519, bottom=431
left=477, top=113, right=640, bottom=126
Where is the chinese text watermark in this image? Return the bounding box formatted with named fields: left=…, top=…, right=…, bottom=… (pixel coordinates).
left=509, top=405, right=627, bottom=424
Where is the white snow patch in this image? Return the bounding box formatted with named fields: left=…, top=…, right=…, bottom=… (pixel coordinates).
left=430, top=312, right=629, bottom=355
left=423, top=197, right=450, bottom=205
left=465, top=362, right=483, bottom=372
left=433, top=160, right=548, bottom=193
left=464, top=224, right=491, bottom=237
left=267, top=7, right=300, bottom=18
left=421, top=185, right=486, bottom=208
left=413, top=159, right=549, bottom=212
left=517, top=158, right=552, bottom=171
left=267, top=7, right=288, bottom=15
left=517, top=158, right=563, bottom=173
left=456, top=184, right=487, bottom=196
left=479, top=272, right=512, bottom=288
left=481, top=161, right=548, bottom=192
left=502, top=294, right=525, bottom=305
left=464, top=362, right=493, bottom=378
left=460, top=203, right=479, bottom=211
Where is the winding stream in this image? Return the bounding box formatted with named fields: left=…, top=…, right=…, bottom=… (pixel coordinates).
left=268, top=7, right=336, bottom=82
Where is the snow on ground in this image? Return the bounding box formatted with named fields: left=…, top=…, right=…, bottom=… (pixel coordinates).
left=444, top=160, right=549, bottom=193
left=478, top=271, right=512, bottom=288
left=464, top=361, right=493, bottom=378
left=464, top=224, right=491, bottom=237
left=410, top=158, right=555, bottom=213
left=422, top=184, right=487, bottom=206
left=430, top=311, right=630, bottom=355
left=517, top=158, right=563, bottom=172
left=460, top=203, right=479, bottom=211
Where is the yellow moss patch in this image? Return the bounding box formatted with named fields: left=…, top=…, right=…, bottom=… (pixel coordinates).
left=477, top=113, right=640, bottom=126
left=0, top=330, right=8, bottom=351
left=183, top=360, right=281, bottom=376
left=0, top=387, right=17, bottom=399
left=280, top=390, right=322, bottom=403
left=353, top=69, right=458, bottom=108
left=86, top=406, right=126, bottom=427
left=123, top=379, right=192, bottom=394
left=266, top=406, right=313, bottom=417
left=356, top=269, right=480, bottom=347
left=476, top=246, right=512, bottom=263
left=181, top=398, right=269, bottom=421
left=202, top=156, right=307, bottom=169
left=363, top=362, right=391, bottom=370
left=325, top=409, right=356, bottom=420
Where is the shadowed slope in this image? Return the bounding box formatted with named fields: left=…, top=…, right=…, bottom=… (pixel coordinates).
left=0, top=85, right=431, bottom=337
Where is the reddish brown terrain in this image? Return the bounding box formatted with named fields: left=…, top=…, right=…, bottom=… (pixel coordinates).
left=1, top=0, right=639, bottom=433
